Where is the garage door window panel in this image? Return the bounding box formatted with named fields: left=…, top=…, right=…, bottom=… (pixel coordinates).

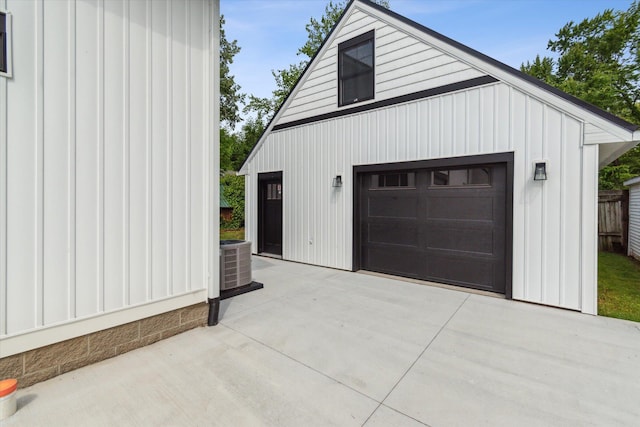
left=431, top=168, right=490, bottom=187
left=370, top=172, right=415, bottom=189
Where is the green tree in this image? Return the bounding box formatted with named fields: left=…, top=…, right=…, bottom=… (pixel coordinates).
left=220, top=15, right=245, bottom=129
left=521, top=1, right=640, bottom=189
left=220, top=174, right=245, bottom=229
left=219, top=15, right=247, bottom=172
left=231, top=118, right=265, bottom=171
left=245, top=0, right=390, bottom=121
left=220, top=128, right=237, bottom=172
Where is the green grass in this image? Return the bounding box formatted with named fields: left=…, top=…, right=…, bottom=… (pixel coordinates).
left=220, top=228, right=244, bottom=240
left=598, top=251, right=640, bottom=322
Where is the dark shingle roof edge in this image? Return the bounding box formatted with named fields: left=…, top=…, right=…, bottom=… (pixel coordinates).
left=363, top=0, right=638, bottom=132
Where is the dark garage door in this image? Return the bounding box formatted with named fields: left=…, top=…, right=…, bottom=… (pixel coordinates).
left=358, top=163, right=507, bottom=293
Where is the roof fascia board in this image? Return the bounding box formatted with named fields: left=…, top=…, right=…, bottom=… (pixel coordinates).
left=357, top=1, right=638, bottom=143
left=239, top=0, right=359, bottom=174
left=623, top=176, right=640, bottom=186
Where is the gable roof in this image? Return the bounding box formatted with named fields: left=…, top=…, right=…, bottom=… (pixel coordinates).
left=239, top=0, right=638, bottom=174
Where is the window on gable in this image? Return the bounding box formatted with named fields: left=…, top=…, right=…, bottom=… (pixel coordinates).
left=338, top=30, right=374, bottom=106
left=0, top=12, right=6, bottom=74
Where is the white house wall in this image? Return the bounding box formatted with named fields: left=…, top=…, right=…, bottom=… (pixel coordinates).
left=246, top=82, right=591, bottom=312
left=0, top=0, right=217, bottom=355
left=628, top=182, right=640, bottom=260
left=278, top=7, right=483, bottom=126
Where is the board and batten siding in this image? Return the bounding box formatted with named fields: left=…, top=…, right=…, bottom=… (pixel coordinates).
left=0, top=0, right=219, bottom=356
left=277, top=7, right=483, bottom=126
left=245, top=81, right=597, bottom=312
left=627, top=179, right=640, bottom=261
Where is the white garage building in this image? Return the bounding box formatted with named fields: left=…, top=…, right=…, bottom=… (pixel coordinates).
left=239, top=0, right=639, bottom=314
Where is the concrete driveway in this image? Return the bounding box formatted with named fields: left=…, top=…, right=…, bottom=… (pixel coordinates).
left=5, top=256, right=640, bottom=426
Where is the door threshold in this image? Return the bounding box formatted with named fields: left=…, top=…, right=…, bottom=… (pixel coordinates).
left=257, top=252, right=282, bottom=259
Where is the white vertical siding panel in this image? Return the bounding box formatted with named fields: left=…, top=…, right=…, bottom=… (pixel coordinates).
left=543, top=107, right=563, bottom=306
left=453, top=92, right=465, bottom=156
left=406, top=103, right=418, bottom=161
left=189, top=0, right=206, bottom=290
left=562, top=118, right=582, bottom=308
left=524, top=98, right=544, bottom=302
left=417, top=103, right=427, bottom=159
left=510, top=90, right=527, bottom=301
left=311, top=125, right=320, bottom=262
left=429, top=98, right=440, bottom=158
left=75, top=0, right=102, bottom=317
left=441, top=96, right=453, bottom=158
left=43, top=0, right=71, bottom=325
left=68, top=0, right=77, bottom=320
left=129, top=0, right=149, bottom=304
left=495, top=84, right=511, bottom=151
left=581, top=143, right=599, bottom=314
left=396, top=106, right=406, bottom=161
left=387, top=108, right=397, bottom=161
left=466, top=89, right=480, bottom=155
left=103, top=0, right=126, bottom=312
left=480, top=86, right=494, bottom=153
left=321, top=123, right=330, bottom=267
left=35, top=0, right=45, bottom=329
left=6, top=0, right=38, bottom=333
left=0, top=0, right=7, bottom=335
left=628, top=185, right=640, bottom=260
left=245, top=174, right=253, bottom=251
left=171, top=1, right=188, bottom=294
left=151, top=0, right=169, bottom=298
left=283, top=133, right=292, bottom=259
left=146, top=0, right=153, bottom=299
left=337, top=119, right=346, bottom=268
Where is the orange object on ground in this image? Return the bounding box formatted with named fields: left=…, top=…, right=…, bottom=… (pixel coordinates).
left=0, top=379, right=17, bottom=397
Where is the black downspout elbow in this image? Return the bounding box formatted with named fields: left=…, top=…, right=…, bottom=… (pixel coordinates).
left=207, top=297, right=220, bottom=326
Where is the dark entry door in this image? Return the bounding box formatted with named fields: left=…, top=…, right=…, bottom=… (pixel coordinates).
left=359, top=163, right=507, bottom=293
left=258, top=172, right=283, bottom=256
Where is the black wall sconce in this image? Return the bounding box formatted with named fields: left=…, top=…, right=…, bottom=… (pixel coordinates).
left=332, top=175, right=342, bottom=187
left=534, top=162, right=547, bottom=181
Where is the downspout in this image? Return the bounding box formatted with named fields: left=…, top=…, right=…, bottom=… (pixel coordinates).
left=208, top=297, right=220, bottom=326
left=208, top=0, right=221, bottom=326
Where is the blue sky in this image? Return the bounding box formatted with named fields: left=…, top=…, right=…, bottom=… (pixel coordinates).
left=222, top=0, right=632, bottom=118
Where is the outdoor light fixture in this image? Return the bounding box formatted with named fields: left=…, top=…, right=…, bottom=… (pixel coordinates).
left=534, top=162, right=547, bottom=181
left=332, top=175, right=343, bottom=187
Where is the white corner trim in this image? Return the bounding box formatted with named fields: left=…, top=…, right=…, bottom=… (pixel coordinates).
left=0, top=289, right=208, bottom=358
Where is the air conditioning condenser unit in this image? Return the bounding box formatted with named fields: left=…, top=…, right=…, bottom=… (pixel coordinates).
left=220, top=240, right=252, bottom=290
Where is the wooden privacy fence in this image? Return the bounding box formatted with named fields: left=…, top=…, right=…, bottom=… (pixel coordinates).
left=598, top=190, right=629, bottom=252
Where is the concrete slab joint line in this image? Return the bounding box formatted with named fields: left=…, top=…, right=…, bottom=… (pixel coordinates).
left=362, top=295, right=470, bottom=426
